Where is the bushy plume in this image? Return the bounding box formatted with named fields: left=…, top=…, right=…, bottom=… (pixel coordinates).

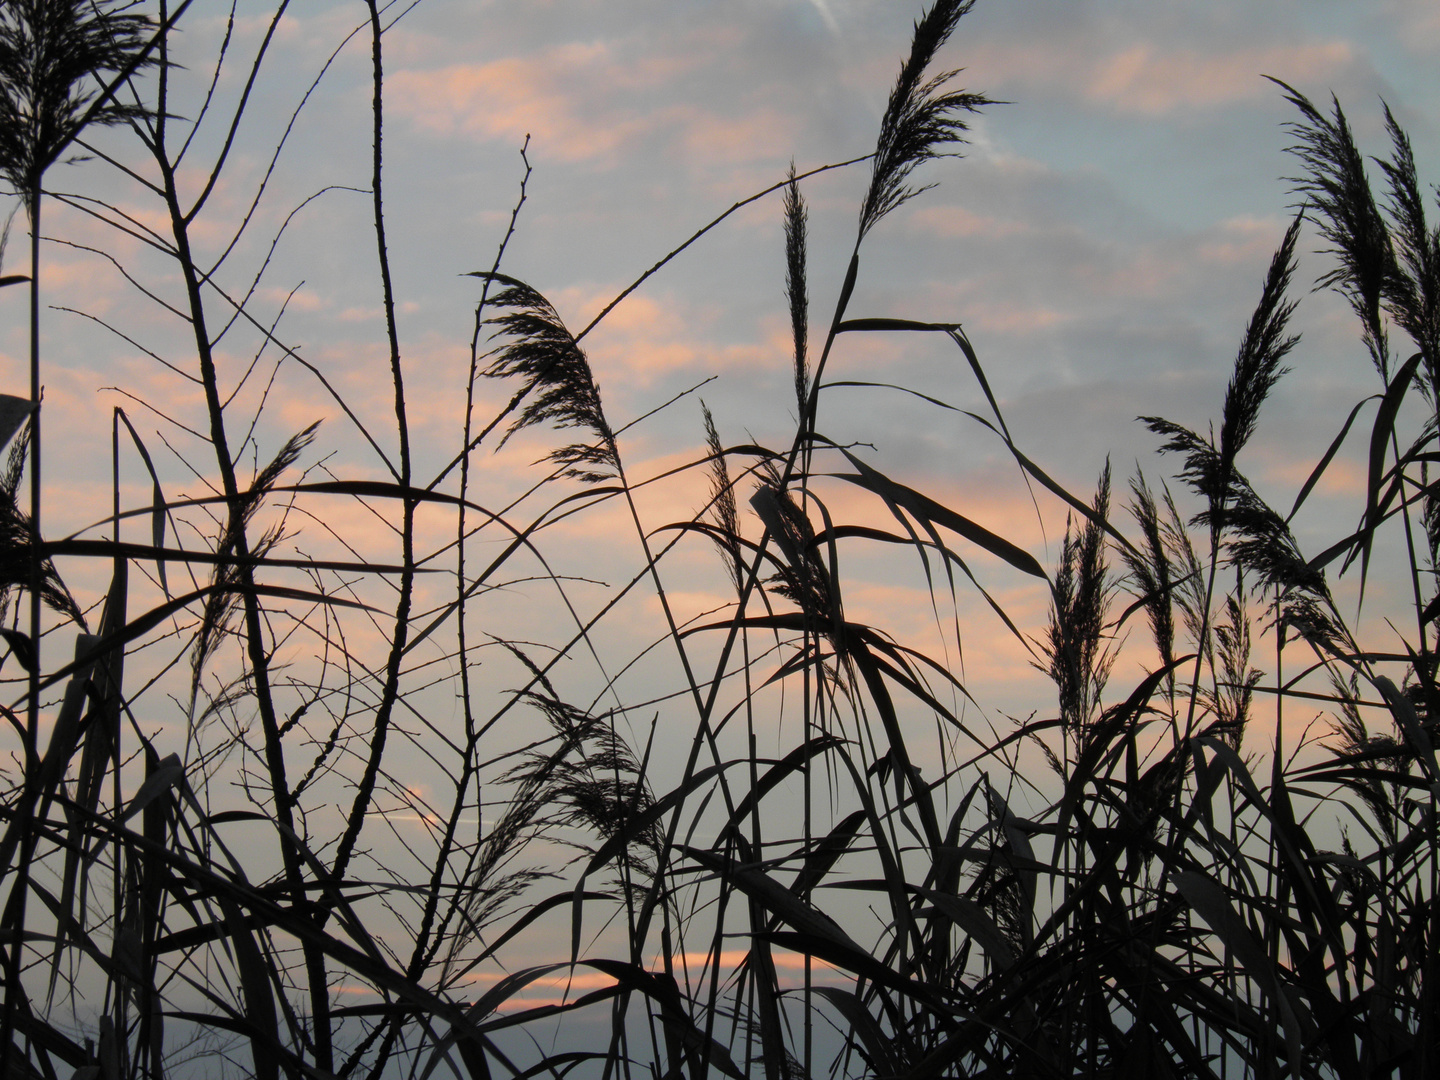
left=534, top=697, right=659, bottom=867
left=750, top=467, right=835, bottom=628
left=783, top=163, right=809, bottom=415
left=1326, top=672, right=1415, bottom=844
left=1139, top=415, right=1218, bottom=509
left=1154, top=483, right=1209, bottom=668
left=0, top=0, right=156, bottom=197
left=1376, top=105, right=1440, bottom=388
left=1220, top=215, right=1303, bottom=475
left=1201, top=592, right=1260, bottom=748
left=488, top=692, right=658, bottom=895
left=1220, top=479, right=1327, bottom=601
left=1424, top=416, right=1440, bottom=567
left=965, top=831, right=1029, bottom=957
left=191, top=424, right=319, bottom=688
left=701, top=403, right=744, bottom=592
left=1042, top=464, right=1115, bottom=745
left=477, top=273, right=619, bottom=483
left=1124, top=473, right=1177, bottom=699
left=858, top=0, right=994, bottom=238
left=1273, top=80, right=1394, bottom=376
left=1279, top=593, right=1349, bottom=658
left=1216, top=477, right=1356, bottom=660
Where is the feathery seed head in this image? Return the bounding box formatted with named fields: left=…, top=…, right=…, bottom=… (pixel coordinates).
left=859, top=0, right=994, bottom=238
left=784, top=163, right=809, bottom=414
left=476, top=272, right=619, bottom=483
left=1219, top=213, right=1302, bottom=473
left=701, top=403, right=744, bottom=591
left=0, top=0, right=157, bottom=198
left=1274, top=80, right=1394, bottom=377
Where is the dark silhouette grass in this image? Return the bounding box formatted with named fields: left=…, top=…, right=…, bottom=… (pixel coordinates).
left=0, top=2, right=1435, bottom=1078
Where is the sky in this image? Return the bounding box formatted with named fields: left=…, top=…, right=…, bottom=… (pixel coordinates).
left=5, top=0, right=1438, bottom=748
left=0, top=0, right=1432, bottom=774
left=2, top=0, right=1438, bottom=1032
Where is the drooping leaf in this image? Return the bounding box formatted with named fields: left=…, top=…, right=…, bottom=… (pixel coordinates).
left=832, top=450, right=1044, bottom=578
left=115, top=408, right=169, bottom=596
left=0, top=393, right=34, bottom=449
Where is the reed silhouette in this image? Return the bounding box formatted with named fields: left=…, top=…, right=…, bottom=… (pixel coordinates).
left=0, top=2, right=1435, bottom=1078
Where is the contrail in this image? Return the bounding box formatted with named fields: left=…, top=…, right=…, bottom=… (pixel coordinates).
left=806, top=0, right=840, bottom=34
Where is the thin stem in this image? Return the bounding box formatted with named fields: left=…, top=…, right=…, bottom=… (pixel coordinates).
left=27, top=190, right=40, bottom=758
left=337, top=10, right=420, bottom=1078
left=333, top=0, right=417, bottom=887
left=405, top=138, right=531, bottom=986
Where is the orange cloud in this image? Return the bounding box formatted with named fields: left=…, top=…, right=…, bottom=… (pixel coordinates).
left=450, top=947, right=847, bottom=1013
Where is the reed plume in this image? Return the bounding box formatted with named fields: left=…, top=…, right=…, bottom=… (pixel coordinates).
left=1273, top=80, right=1395, bottom=376
left=0, top=0, right=155, bottom=194
left=858, top=0, right=995, bottom=238
left=477, top=272, right=619, bottom=483
left=784, top=163, right=809, bottom=415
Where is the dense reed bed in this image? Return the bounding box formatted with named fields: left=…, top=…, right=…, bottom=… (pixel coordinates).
left=0, top=1, right=1435, bottom=1078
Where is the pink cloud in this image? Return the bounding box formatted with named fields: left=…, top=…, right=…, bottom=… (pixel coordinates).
left=549, top=288, right=787, bottom=394
left=1085, top=41, right=1355, bottom=114
left=964, top=299, right=1069, bottom=335
left=1388, top=0, right=1440, bottom=49
left=676, top=105, right=797, bottom=169
left=910, top=205, right=1032, bottom=241
left=388, top=35, right=801, bottom=175
left=981, top=38, right=1355, bottom=117
left=1197, top=215, right=1290, bottom=267
left=388, top=40, right=710, bottom=166
left=390, top=45, right=653, bottom=165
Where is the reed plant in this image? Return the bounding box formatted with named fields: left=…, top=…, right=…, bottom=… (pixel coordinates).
left=0, top=1, right=1435, bottom=1078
